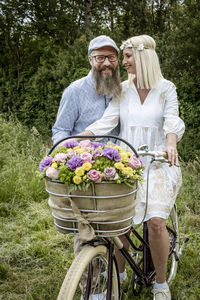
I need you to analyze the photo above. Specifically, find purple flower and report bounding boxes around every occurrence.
[128,155,142,169]
[39,156,53,171]
[91,142,106,149]
[63,140,79,148]
[67,156,83,171]
[104,167,116,180]
[103,148,121,162]
[54,153,67,163]
[88,169,102,182]
[92,148,103,160]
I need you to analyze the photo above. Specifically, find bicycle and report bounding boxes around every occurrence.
[45,135,189,300]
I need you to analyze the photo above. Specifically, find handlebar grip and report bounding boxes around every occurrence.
[156,151,168,158]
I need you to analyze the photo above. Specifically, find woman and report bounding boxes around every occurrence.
[77,35,185,300]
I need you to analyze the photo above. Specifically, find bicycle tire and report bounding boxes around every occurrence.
[57,245,119,300]
[166,204,179,284]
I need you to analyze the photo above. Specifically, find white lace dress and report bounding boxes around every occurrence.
[86,79,185,224]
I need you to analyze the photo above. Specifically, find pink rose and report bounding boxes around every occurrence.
[67,150,76,158]
[54,153,67,163]
[46,167,59,179]
[92,148,103,160]
[104,167,116,180]
[79,140,92,148]
[128,155,142,169]
[88,169,102,183]
[80,152,93,163]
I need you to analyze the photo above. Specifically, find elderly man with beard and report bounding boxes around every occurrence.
[52,35,121,146]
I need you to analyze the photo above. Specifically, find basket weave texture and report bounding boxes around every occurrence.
[46,179,138,239]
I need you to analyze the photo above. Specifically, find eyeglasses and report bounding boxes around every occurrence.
[91,54,118,63]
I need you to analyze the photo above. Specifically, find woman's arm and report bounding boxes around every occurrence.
[163,82,185,166]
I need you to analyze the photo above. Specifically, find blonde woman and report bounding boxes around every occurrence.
[77,35,185,300]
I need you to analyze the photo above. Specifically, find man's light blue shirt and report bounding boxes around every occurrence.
[52,71,120,145]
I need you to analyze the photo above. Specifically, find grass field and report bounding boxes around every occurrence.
[0,115,199,300]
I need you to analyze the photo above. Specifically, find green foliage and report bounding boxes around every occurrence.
[58,165,74,185]
[18,35,90,137]
[92,156,115,171]
[0,0,199,160]
[0,116,199,299]
[0,114,47,214]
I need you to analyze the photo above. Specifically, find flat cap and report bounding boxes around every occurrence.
[88,35,119,54]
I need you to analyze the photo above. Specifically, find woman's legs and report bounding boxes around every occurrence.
[147,217,170,283]
[115,218,170,281]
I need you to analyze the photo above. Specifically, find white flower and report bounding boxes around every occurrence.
[46,167,59,179]
[137,44,144,51]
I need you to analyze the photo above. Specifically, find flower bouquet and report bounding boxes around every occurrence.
[38,139,144,236]
[39,139,144,192]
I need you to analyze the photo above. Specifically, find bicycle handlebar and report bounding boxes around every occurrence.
[137,149,168,163]
[49,135,169,163]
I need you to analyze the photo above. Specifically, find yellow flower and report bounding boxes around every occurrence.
[51,162,58,169]
[120,152,129,162]
[76,148,85,154]
[122,167,133,176]
[113,145,122,152]
[114,162,124,170]
[82,162,92,171]
[73,146,81,150]
[127,151,133,157]
[106,141,113,147]
[73,176,82,184]
[75,167,85,176]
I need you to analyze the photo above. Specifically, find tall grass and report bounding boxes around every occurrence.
[0,115,199,299]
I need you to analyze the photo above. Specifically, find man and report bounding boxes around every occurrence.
[52,35,121,145]
[51,36,121,300]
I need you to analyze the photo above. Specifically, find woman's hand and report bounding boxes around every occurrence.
[163,133,179,166]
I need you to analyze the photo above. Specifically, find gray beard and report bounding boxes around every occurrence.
[92,65,122,98]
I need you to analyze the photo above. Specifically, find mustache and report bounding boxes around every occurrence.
[92,65,122,98]
[99,66,114,72]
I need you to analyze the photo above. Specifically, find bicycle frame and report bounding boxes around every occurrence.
[82,215,179,300]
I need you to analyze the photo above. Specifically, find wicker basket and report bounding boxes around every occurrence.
[46,179,138,237]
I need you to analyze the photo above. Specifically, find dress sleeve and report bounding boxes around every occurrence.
[52,87,79,145]
[86,97,120,135]
[163,82,185,142]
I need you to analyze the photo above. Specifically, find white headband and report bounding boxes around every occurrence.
[120,42,148,51]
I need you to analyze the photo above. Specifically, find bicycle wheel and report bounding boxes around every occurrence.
[57,244,119,300]
[166,204,179,284]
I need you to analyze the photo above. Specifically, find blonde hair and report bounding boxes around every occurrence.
[121,35,163,89]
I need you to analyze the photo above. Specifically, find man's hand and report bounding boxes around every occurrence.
[57,138,75,148]
[57,130,94,148]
